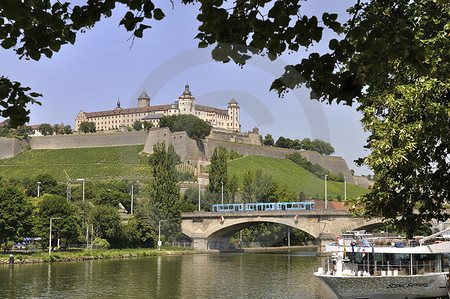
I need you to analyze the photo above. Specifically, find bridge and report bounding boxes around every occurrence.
[181,210,382,253]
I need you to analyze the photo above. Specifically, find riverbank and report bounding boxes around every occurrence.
[0,247,194,264]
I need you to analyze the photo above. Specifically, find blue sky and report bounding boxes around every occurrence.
[0,0,371,175]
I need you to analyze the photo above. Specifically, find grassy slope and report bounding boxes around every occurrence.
[228,156,367,200]
[0,145,150,181]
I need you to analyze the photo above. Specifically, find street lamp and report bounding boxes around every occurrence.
[131,184,134,215]
[198,177,201,211]
[49,217,60,256]
[221,182,224,205]
[325,175,328,209]
[77,178,85,202]
[344,176,347,202]
[158,220,168,251]
[37,181,41,197]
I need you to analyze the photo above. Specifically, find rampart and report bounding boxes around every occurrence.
[29,131,148,150]
[0,137,28,159]
[1,128,364,187]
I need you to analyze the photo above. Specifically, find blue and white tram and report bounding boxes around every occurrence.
[212,201,315,212]
[212,203,244,212]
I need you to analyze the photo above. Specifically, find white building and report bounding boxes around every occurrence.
[75,85,241,132]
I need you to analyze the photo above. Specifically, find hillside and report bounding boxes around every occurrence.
[0,145,150,181]
[228,156,367,200]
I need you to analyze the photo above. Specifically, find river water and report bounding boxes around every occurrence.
[0,251,336,298]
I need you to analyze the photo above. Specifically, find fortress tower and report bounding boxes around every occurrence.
[228,97,240,132]
[137,91,151,108]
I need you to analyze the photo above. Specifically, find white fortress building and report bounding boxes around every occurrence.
[75,85,241,133]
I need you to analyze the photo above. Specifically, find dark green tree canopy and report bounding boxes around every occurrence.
[0,182,33,244]
[38,123,53,136]
[159,114,212,139]
[79,121,96,133]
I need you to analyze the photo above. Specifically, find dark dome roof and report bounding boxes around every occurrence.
[228,98,238,105]
[182,84,192,96]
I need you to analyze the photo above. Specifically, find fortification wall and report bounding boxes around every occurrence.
[29,131,148,150]
[0,137,28,159]
[204,140,355,184]
[208,130,261,145]
[352,176,373,188]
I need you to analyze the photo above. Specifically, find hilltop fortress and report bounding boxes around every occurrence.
[0,84,372,188]
[0,127,372,188]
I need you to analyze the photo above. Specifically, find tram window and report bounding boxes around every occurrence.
[235,206,239,211]
[299,204,304,209]
[287,204,292,209]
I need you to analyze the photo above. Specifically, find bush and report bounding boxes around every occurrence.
[92,237,110,249]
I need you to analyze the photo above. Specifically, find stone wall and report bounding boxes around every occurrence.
[352,176,373,188]
[0,137,28,159]
[204,140,355,184]
[207,130,261,145]
[29,131,149,150]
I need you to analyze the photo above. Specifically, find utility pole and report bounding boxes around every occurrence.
[49,217,60,256]
[131,184,134,215]
[344,177,347,201]
[325,175,328,209]
[63,170,71,202]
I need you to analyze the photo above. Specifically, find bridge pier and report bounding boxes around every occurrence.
[316,232,335,256]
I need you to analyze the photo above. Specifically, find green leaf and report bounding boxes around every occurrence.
[153,8,165,21]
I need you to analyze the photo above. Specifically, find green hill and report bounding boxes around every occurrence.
[0,145,151,181]
[228,156,367,200]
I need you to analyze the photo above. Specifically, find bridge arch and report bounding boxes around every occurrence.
[181,210,382,251]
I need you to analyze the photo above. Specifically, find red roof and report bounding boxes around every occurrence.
[83,105,172,118]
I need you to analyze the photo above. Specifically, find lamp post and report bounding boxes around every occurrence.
[131,184,134,215]
[221,182,224,205]
[198,177,201,211]
[37,181,41,197]
[77,178,85,202]
[325,175,328,209]
[158,220,168,251]
[344,176,347,201]
[49,217,60,256]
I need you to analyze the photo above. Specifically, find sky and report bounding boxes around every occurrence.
[0,0,372,175]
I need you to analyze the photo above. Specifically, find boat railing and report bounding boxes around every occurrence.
[325,257,444,276]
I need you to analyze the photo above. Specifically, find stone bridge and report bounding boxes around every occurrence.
[181,210,382,253]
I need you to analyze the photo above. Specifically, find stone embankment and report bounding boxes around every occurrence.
[1,250,195,265]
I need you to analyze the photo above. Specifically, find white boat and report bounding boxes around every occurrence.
[314,228,450,299]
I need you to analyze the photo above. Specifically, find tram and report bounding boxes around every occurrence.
[212,201,315,212]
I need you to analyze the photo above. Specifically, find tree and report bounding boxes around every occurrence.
[63,125,72,134]
[26,174,59,197]
[53,124,61,135]
[90,205,121,244]
[148,142,181,225]
[190,0,449,235]
[95,189,130,212]
[34,194,80,247]
[263,134,274,146]
[38,123,53,136]
[208,147,228,195]
[133,120,142,131]
[79,121,96,134]
[142,120,153,131]
[310,139,335,155]
[159,114,211,139]
[0,183,33,246]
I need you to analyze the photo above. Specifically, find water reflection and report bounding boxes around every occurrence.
[0,252,336,298]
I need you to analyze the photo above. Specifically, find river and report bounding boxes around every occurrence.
[0,251,336,298]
